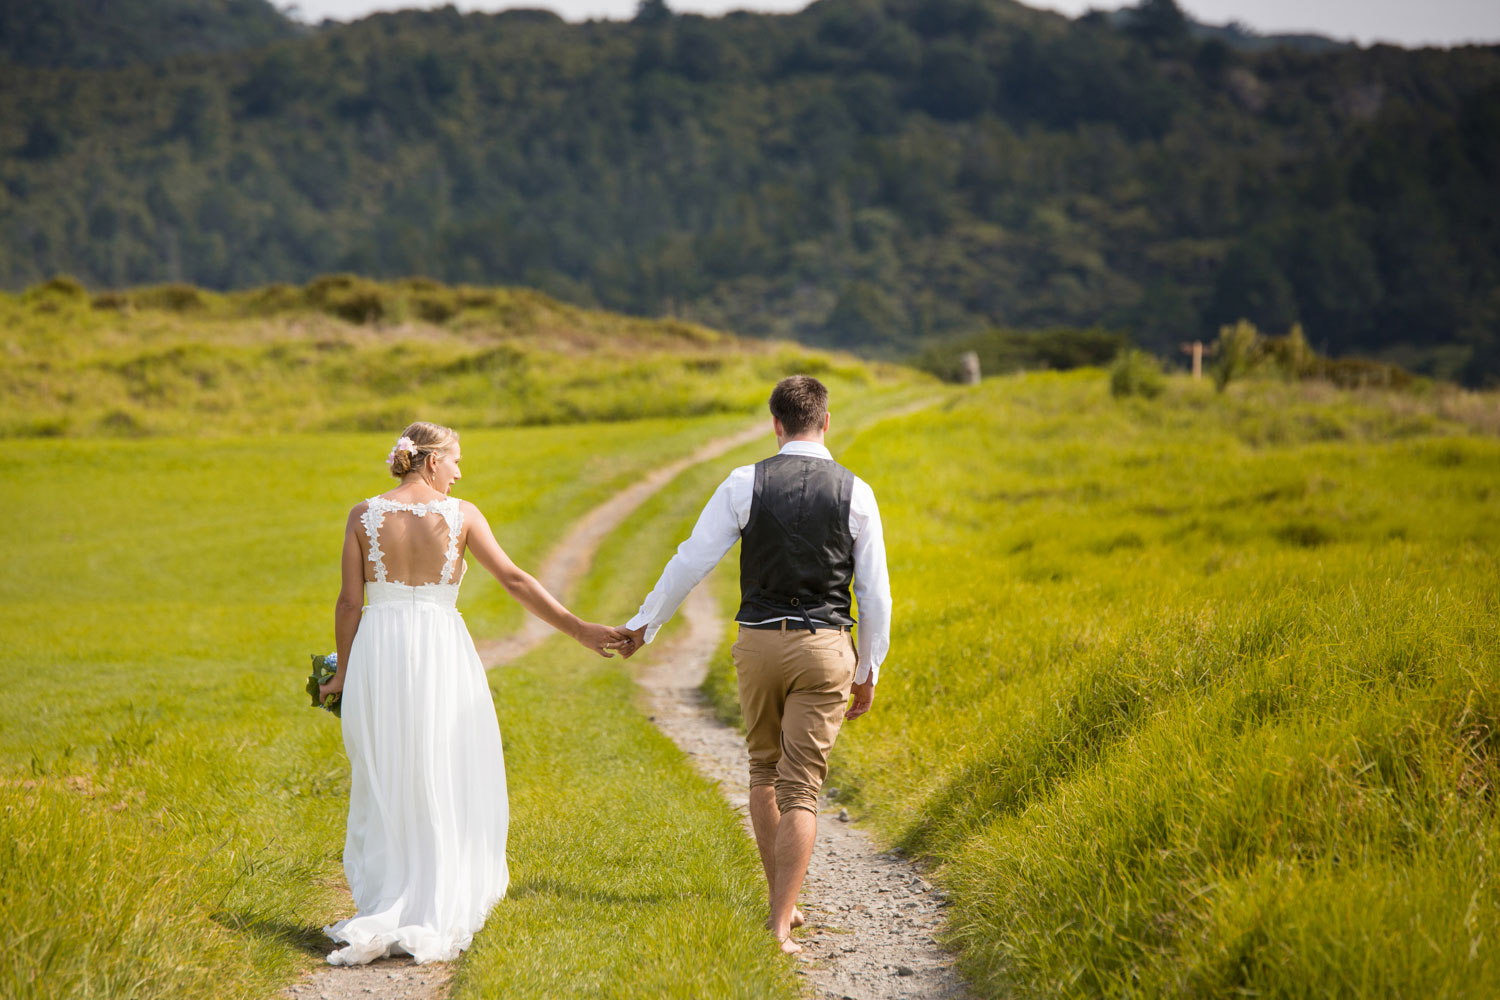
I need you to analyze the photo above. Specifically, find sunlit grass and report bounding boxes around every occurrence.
[701,370,1500,997]
[0,276,905,438]
[0,415,783,999]
[13,342,1495,998]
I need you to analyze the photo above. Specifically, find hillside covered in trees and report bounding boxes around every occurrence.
[2,0,1498,382]
[0,0,300,69]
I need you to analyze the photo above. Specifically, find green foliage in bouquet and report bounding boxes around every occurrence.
[305,653,339,717]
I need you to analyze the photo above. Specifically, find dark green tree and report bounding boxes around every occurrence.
[1124,0,1190,46]
[1206,242,1299,333]
[634,0,673,27]
[18,117,66,160]
[826,281,909,349]
[916,42,996,121]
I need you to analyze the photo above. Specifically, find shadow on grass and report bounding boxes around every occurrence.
[212,910,332,956]
[506,875,683,907]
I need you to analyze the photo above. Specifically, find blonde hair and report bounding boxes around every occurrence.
[388,421,459,478]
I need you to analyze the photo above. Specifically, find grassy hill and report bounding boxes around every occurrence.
[0,275,899,438]
[2,0,1498,380]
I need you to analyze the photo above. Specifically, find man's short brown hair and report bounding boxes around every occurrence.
[769,375,829,435]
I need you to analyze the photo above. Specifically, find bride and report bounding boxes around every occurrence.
[316,420,626,965]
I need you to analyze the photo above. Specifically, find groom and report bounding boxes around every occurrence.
[617,375,891,953]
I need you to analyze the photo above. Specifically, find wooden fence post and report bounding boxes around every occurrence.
[1180,341,1204,379]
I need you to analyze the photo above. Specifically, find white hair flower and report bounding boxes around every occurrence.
[385,436,419,467]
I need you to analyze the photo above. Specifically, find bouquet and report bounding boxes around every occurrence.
[306,652,342,717]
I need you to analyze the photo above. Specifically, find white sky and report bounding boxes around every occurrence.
[288,0,1500,48]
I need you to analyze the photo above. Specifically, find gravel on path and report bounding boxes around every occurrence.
[288,408,966,1000]
[639,587,969,1000]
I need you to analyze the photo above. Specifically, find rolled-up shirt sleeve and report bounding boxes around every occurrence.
[850,478,891,686]
[627,472,744,642]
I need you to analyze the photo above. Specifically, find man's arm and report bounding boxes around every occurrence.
[620,473,743,652]
[847,478,891,717]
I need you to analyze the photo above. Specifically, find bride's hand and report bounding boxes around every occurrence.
[575,621,628,658]
[319,676,344,698]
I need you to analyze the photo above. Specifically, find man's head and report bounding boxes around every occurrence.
[769,375,830,443]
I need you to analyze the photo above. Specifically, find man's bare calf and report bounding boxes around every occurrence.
[750,785,817,952]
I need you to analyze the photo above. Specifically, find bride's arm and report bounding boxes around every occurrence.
[325,505,366,693]
[461,501,619,656]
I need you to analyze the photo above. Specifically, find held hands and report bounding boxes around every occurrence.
[611,625,647,659]
[575,621,636,658]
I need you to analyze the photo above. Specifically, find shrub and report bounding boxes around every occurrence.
[1311,356,1417,390]
[132,284,206,312]
[1214,319,1418,392]
[1259,322,1316,379]
[1213,319,1260,391]
[411,293,459,323]
[25,275,88,302]
[90,292,134,313]
[303,276,407,325]
[1109,349,1165,398]
[301,273,362,305]
[914,327,1128,382]
[239,283,305,315]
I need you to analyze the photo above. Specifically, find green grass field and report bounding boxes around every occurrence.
[703,372,1500,997]
[7,276,1500,1000]
[0,416,811,1000]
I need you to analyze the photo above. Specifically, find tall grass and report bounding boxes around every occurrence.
[702,371,1500,997]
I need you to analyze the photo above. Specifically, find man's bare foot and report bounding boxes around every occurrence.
[765,907,805,930]
[777,935,803,955]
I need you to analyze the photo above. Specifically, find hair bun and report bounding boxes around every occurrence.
[385,421,459,479]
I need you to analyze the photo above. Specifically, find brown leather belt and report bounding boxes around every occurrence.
[739,619,849,632]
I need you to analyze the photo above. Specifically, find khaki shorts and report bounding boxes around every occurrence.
[733,622,858,815]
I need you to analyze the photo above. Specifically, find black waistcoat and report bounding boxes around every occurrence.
[737,452,857,627]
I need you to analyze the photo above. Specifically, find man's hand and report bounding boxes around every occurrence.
[612,624,647,658]
[845,678,874,720]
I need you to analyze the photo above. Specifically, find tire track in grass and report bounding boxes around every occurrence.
[286,423,766,1000]
[290,401,967,1000]
[473,421,770,668]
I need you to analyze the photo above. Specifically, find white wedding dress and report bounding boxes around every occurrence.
[324,496,509,966]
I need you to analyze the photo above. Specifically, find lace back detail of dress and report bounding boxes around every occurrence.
[361,497,464,587]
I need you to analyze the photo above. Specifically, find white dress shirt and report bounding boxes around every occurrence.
[627,440,891,685]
